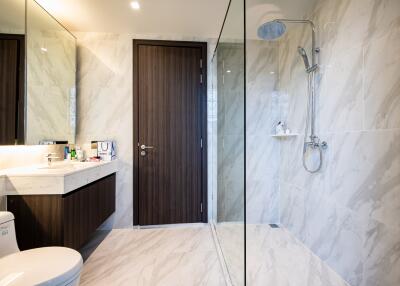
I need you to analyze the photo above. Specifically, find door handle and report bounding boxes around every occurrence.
[140,144,154,150]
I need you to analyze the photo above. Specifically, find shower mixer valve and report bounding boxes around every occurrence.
[305,136,328,149]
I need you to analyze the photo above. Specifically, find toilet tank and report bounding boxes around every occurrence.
[0,212,20,258]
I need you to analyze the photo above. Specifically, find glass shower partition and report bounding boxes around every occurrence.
[211,0,246,285]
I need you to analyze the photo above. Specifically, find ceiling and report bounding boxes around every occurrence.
[35,0,317,39]
[36,0,230,38]
[223,0,318,39]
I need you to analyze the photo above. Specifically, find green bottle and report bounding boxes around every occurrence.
[71,148,76,160]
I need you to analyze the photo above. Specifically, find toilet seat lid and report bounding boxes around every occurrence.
[0,247,82,286]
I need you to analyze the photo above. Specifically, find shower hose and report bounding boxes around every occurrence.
[302,69,326,173]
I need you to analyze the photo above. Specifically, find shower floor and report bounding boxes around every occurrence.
[79,224,348,286]
[215,223,349,286]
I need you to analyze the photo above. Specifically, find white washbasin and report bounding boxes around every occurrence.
[38,162,99,171]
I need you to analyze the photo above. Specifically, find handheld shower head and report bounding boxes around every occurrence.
[297,46,311,71]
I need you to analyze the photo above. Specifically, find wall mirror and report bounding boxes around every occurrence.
[0,0,76,145]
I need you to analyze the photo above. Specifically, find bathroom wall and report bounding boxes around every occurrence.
[76,33,216,228]
[217,43,245,222]
[246,40,280,224]
[279,0,400,285]
[0,145,66,170]
[216,40,280,224]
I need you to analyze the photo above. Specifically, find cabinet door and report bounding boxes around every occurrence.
[63,174,116,249]
[63,189,82,249]
[7,195,63,250]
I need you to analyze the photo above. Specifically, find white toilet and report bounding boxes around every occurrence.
[0,211,83,285]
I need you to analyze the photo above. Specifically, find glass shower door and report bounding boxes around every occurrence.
[211,0,245,285]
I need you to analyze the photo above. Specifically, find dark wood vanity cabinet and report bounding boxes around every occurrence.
[7,173,116,251]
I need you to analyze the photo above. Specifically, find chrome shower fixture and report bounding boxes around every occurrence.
[257,18,327,173]
[297,46,311,71]
[257,19,319,68]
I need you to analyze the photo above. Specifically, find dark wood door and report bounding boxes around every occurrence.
[0,35,25,145]
[133,40,207,226]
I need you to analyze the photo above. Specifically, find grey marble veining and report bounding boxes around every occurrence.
[80,226,226,286]
[277,0,400,285]
[26,2,76,144]
[76,33,217,228]
[216,43,245,223]
[216,40,280,224]
[215,223,348,286]
[246,40,280,224]
[364,28,400,129]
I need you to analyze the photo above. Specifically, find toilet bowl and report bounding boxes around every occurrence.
[0,212,83,286]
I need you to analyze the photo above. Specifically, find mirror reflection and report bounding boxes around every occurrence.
[26,0,76,145]
[0,0,76,146]
[0,0,25,145]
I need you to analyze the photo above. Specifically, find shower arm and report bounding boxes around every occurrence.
[273,19,317,67]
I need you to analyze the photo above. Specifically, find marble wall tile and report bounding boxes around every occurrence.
[245,40,280,224]
[246,40,279,135]
[330,130,400,230]
[278,0,400,285]
[216,40,281,223]
[76,33,133,229]
[217,43,245,137]
[213,0,400,282]
[0,145,65,170]
[216,43,245,222]
[319,46,364,132]
[246,135,280,223]
[76,33,217,228]
[26,8,76,145]
[364,29,400,129]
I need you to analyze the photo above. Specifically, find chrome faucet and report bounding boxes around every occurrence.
[45,153,59,166]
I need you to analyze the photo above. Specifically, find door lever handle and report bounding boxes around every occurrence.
[140,144,154,150]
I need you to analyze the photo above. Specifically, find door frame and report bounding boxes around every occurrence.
[0,33,25,144]
[132,39,208,225]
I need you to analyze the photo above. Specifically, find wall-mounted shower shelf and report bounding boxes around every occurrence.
[271,133,299,138]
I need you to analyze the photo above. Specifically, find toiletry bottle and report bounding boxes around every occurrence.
[276,121,284,135]
[76,146,83,161]
[64,146,69,160]
[70,147,76,160]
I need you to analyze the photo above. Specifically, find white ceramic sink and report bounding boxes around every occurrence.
[37,161,100,171]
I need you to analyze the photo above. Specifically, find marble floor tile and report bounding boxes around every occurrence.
[215,223,349,286]
[81,224,348,286]
[80,225,226,286]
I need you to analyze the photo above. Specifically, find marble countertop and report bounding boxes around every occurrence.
[0,160,116,177]
[2,160,118,195]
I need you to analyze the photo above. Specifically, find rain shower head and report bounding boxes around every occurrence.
[257,19,318,68]
[297,46,311,71]
[257,20,286,40]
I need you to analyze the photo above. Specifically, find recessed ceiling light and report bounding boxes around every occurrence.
[40,47,48,53]
[130,1,140,10]
[226,70,231,73]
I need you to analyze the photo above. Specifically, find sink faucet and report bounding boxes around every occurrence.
[45,153,60,166]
